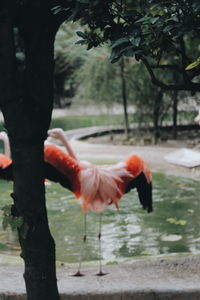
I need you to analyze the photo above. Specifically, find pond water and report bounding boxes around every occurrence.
[0,172,200,264]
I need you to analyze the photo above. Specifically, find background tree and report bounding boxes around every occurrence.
[65,0,200,140]
[54,22,87,107]
[53,0,199,142]
[127,62,168,142]
[58,0,200,92]
[75,47,135,138]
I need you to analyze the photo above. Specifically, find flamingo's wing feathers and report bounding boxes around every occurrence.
[0,162,72,192]
[0,164,13,181]
[44,163,72,190]
[125,172,153,213]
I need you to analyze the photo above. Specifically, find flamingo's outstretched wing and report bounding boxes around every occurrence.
[0,164,13,181]
[125,172,153,213]
[44,162,72,190]
[0,162,72,192]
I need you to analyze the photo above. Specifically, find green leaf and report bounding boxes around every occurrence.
[135,16,152,23]
[163,25,174,33]
[178,220,187,226]
[1,204,26,233]
[130,37,141,47]
[109,48,120,63]
[77,0,90,3]
[87,42,94,50]
[166,217,187,226]
[76,31,86,38]
[166,217,176,224]
[2,205,12,216]
[75,40,86,45]
[10,216,23,231]
[185,57,200,70]
[119,45,135,56]
[110,56,121,63]
[110,37,130,49]
[2,216,10,230]
[151,17,160,24]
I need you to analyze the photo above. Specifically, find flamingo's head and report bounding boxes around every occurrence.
[0,131,8,140]
[48,128,65,140]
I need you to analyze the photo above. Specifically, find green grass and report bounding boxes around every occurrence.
[160,111,196,123]
[49,111,197,134]
[0,110,196,135]
[50,114,125,130]
[177,111,197,122]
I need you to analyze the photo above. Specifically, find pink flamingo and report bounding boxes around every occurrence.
[0,128,153,275]
[46,128,152,215]
[46,128,152,275]
[0,131,12,170]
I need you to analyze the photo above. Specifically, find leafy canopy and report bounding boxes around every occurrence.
[52,0,199,59]
[51,0,200,91]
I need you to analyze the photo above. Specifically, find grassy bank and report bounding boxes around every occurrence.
[50,111,196,130]
[50,114,125,130]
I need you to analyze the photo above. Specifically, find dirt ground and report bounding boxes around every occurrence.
[1,252,200,299]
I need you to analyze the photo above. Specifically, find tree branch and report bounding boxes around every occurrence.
[141,57,200,92]
[151,64,182,73]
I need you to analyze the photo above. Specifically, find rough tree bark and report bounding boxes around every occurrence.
[0,1,60,298]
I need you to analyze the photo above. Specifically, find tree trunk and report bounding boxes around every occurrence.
[153,90,163,144]
[11,142,59,299]
[120,58,129,139]
[0,1,60,299]
[172,91,178,140]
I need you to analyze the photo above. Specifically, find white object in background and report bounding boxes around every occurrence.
[164,148,200,168]
[194,109,200,125]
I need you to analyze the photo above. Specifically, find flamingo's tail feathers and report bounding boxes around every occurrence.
[79,162,130,213]
[125,171,153,213]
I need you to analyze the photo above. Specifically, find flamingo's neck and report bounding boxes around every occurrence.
[0,132,11,158]
[55,135,78,161]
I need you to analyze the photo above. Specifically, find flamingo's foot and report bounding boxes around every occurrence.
[96,271,108,276]
[73,271,85,277]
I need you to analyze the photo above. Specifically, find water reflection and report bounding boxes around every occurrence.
[0,172,200,263]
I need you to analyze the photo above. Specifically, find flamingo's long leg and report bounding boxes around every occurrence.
[73,213,87,276]
[96,213,107,276]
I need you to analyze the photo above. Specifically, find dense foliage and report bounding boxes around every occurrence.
[54,23,87,106]
[51,0,200,91]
